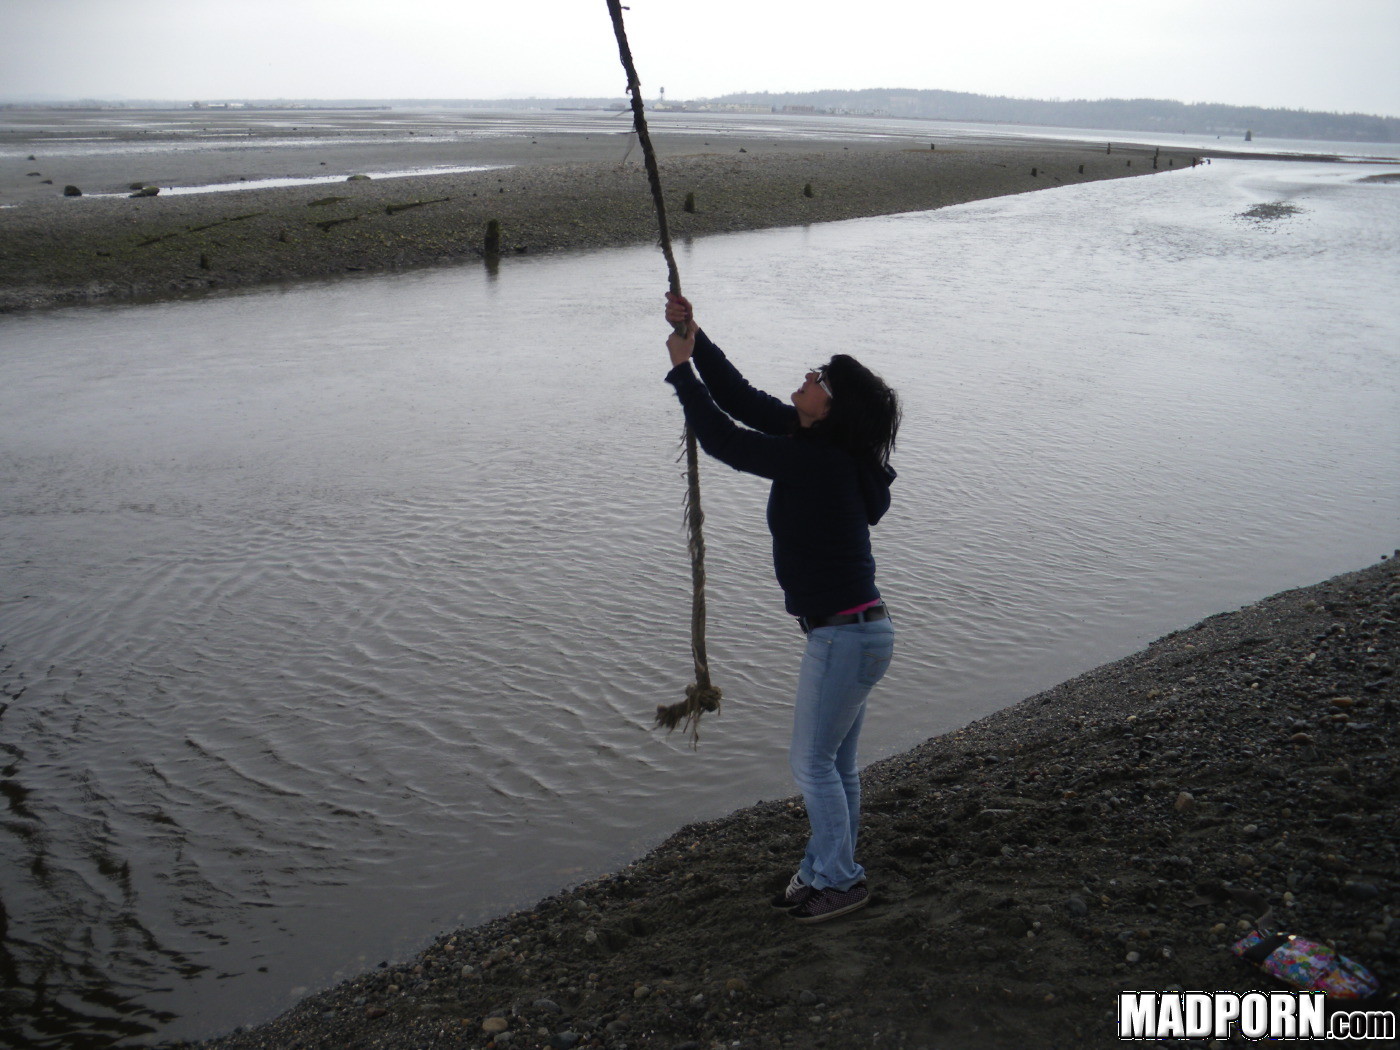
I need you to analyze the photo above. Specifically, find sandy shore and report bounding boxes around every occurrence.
[170,556,1399,1050]
[0,109,1205,312]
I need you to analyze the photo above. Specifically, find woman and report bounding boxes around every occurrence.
[662,292,900,924]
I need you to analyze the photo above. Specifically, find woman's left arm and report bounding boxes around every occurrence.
[666,360,818,482]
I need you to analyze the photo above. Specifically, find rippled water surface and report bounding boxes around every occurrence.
[1,158,1398,1046]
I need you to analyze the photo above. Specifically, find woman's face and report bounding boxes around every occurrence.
[792,367,833,426]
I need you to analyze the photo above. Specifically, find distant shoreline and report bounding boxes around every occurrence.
[0,110,1211,313]
[7,86,1396,141]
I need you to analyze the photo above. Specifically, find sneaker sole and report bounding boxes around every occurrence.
[791,893,870,925]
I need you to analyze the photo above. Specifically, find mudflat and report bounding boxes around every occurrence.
[0,108,1203,312]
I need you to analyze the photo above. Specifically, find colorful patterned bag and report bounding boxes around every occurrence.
[1232,929,1381,999]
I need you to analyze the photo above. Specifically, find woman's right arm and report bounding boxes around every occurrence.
[665,293,797,435]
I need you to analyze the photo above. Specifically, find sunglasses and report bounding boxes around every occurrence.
[811,366,833,398]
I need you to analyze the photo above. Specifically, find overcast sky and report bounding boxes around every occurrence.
[3,0,1397,116]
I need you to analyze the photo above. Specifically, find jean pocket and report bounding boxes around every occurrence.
[858,645,893,687]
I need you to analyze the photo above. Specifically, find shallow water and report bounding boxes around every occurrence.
[88,165,504,197]
[1,157,1397,1047]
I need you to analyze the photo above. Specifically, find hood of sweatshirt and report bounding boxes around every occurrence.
[858,459,896,526]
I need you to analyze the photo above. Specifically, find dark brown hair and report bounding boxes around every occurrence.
[812,354,901,467]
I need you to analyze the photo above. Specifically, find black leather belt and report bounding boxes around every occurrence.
[798,603,890,634]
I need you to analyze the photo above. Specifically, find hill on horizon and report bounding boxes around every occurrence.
[701,87,1399,143]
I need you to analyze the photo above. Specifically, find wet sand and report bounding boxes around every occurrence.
[0,108,1203,312]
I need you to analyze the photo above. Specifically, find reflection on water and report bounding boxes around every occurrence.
[0,159,1397,1047]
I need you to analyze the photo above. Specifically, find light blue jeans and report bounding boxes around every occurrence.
[790,617,895,891]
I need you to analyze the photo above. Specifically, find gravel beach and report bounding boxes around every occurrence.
[0,108,1204,313]
[173,556,1399,1050]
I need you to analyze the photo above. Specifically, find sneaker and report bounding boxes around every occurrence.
[789,882,869,924]
[769,872,815,910]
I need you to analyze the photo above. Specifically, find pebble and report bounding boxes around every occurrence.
[483,1016,510,1034]
[1173,791,1195,812]
[1343,882,1381,901]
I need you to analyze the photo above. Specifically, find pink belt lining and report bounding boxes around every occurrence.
[834,598,882,616]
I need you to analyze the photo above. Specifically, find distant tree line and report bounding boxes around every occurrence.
[704,88,1398,143]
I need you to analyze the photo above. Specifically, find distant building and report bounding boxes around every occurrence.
[691,102,772,114]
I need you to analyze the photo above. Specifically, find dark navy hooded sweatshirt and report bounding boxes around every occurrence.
[665,328,895,619]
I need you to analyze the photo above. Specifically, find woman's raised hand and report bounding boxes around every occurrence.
[664,291,694,331]
[666,321,697,368]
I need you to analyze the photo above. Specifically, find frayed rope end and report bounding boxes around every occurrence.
[655,682,722,748]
